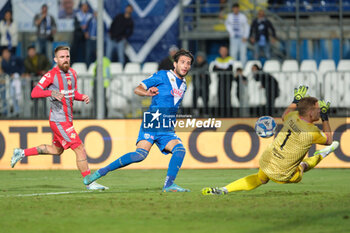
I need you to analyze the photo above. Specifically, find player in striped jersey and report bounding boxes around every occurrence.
[202,85,339,195]
[10,45,107,190]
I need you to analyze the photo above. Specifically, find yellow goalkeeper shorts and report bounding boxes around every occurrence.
[258,165,303,184]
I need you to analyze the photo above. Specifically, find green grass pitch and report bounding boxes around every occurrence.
[1,169,349,233]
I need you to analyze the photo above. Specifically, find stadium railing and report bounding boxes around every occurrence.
[0,69,348,119]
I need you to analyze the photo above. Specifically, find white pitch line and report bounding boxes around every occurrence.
[0,191,93,198]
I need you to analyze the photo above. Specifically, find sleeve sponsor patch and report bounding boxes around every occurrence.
[39,77,46,84]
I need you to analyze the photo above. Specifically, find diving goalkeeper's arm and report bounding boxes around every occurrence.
[319,100,333,145]
[282,85,309,121]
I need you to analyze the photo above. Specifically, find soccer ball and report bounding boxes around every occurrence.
[255,116,277,138]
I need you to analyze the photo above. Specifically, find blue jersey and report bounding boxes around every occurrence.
[141,70,187,131]
[137,70,186,154]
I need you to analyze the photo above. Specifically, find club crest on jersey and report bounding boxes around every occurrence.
[61,140,67,146]
[144,133,154,140]
[67,79,72,86]
[171,89,184,98]
[70,133,76,139]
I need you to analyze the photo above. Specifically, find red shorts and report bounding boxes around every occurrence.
[50,121,82,150]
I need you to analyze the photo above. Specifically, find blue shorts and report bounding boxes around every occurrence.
[136,127,181,155]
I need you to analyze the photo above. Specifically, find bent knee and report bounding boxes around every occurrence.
[172,144,186,155]
[257,169,269,184]
[56,147,64,155]
[132,148,149,162]
[260,178,269,184]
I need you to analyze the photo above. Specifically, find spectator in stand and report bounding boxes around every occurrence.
[158,45,179,71]
[249,9,276,60]
[24,46,52,118]
[252,64,279,116]
[1,48,24,117]
[225,3,249,65]
[58,0,75,19]
[233,67,247,102]
[33,4,57,59]
[0,57,7,116]
[0,11,18,55]
[24,46,51,76]
[85,11,107,67]
[212,45,234,116]
[233,67,249,116]
[192,51,210,115]
[71,2,92,63]
[107,4,134,65]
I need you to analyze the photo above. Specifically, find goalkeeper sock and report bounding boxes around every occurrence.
[164,144,186,188]
[225,173,262,193]
[98,148,149,176]
[24,147,38,156]
[301,154,323,172]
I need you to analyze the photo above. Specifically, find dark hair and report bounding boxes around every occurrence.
[232,3,239,8]
[54,45,70,55]
[173,49,194,65]
[4,10,13,23]
[252,64,261,70]
[2,47,9,55]
[297,96,319,116]
[27,45,35,50]
[236,67,243,72]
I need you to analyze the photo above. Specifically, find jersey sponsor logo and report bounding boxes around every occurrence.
[66,126,74,133]
[45,73,51,78]
[60,89,75,95]
[171,88,184,98]
[39,77,46,84]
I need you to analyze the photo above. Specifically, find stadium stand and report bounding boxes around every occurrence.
[263,60,281,72]
[110,62,123,75]
[142,62,158,74]
[71,63,88,76]
[124,62,141,74]
[337,59,350,71]
[281,59,299,72]
[300,60,318,72]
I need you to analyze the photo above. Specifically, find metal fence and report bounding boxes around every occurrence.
[0,71,348,119]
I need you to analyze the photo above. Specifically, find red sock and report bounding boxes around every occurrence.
[81,169,91,177]
[24,147,38,156]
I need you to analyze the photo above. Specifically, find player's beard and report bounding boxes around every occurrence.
[59,62,70,73]
[175,66,188,78]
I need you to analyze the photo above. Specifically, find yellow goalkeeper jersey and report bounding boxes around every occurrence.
[259,111,328,182]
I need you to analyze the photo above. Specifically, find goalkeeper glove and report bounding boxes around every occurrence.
[292,85,309,104]
[319,100,330,121]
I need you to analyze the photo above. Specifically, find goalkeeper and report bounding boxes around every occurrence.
[202,85,339,195]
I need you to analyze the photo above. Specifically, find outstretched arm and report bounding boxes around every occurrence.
[319,100,332,145]
[134,84,159,97]
[282,85,309,121]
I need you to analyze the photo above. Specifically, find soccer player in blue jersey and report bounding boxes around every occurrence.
[84,49,194,192]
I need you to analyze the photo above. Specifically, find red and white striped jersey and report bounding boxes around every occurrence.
[35,66,83,122]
